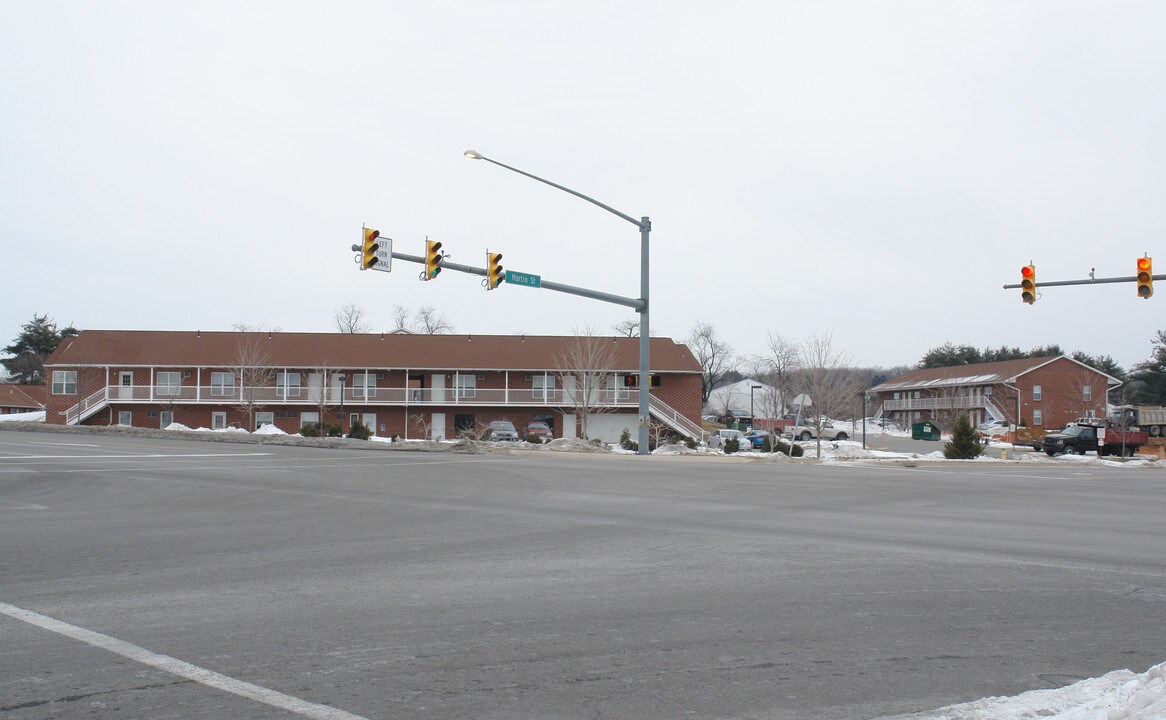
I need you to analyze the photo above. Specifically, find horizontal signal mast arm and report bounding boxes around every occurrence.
[389,251,644,311]
[1003,274,1162,289]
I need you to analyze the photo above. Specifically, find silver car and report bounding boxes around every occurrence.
[486,420,519,442]
[783,421,849,442]
[707,428,749,449]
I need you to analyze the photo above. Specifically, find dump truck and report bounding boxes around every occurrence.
[1115,406,1166,437]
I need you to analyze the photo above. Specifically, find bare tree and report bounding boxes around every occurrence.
[611,319,640,337]
[391,305,412,333]
[334,304,371,334]
[554,325,619,440]
[414,306,454,334]
[793,332,864,458]
[751,331,800,443]
[686,321,735,404]
[390,305,454,334]
[232,328,277,430]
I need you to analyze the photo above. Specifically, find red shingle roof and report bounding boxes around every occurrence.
[870,355,1121,392]
[45,330,702,373]
[0,384,45,409]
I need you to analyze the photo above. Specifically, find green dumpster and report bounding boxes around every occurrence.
[912,421,941,440]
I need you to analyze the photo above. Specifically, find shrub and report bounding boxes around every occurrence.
[525,433,544,444]
[300,423,320,437]
[943,415,984,459]
[347,420,373,440]
[723,438,740,454]
[771,438,803,457]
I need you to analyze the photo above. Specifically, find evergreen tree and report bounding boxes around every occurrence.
[1129,331,1166,404]
[943,415,984,459]
[2,314,79,384]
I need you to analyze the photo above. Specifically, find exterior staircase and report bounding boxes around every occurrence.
[649,395,705,441]
[65,387,109,425]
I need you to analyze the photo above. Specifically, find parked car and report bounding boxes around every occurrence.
[525,421,553,442]
[783,421,849,442]
[976,419,1012,434]
[485,420,519,442]
[708,428,749,449]
[743,430,770,449]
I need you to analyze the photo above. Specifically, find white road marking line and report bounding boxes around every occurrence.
[0,453,275,461]
[0,601,368,720]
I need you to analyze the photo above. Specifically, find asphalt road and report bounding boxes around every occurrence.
[2,429,1164,719]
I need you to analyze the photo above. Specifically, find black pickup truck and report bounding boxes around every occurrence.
[1041,423,1147,457]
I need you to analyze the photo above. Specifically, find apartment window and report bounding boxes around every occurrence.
[277,372,301,399]
[255,411,274,430]
[611,375,630,400]
[155,371,181,396]
[533,374,555,401]
[1082,385,1092,402]
[454,374,476,399]
[301,411,319,429]
[211,372,235,396]
[212,412,227,430]
[160,411,174,428]
[352,372,376,400]
[52,370,77,395]
[118,410,132,426]
[1032,409,1043,426]
[1032,385,1042,401]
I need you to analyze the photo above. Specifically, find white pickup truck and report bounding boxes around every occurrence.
[783,421,849,441]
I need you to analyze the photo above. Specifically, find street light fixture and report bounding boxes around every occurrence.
[464,150,653,455]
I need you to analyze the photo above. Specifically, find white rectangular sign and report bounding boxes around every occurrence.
[370,237,392,272]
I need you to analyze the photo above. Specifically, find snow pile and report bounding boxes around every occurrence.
[546,437,611,453]
[164,422,193,432]
[889,660,1165,720]
[253,424,287,435]
[0,410,45,422]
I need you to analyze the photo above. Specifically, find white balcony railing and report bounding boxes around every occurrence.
[86,384,645,408]
[881,396,987,412]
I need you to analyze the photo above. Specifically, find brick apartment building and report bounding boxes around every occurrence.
[0,384,45,414]
[42,330,704,442]
[870,355,1122,431]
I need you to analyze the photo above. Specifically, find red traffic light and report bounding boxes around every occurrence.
[1020,264,1037,304]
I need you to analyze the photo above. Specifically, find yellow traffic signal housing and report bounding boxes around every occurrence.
[361,226,381,270]
[486,251,504,290]
[1020,264,1037,304]
[424,240,443,280]
[1137,257,1153,299]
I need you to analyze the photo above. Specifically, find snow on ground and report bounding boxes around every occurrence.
[0,410,45,422]
[879,660,1165,720]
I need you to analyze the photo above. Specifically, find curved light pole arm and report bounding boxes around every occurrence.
[465,151,646,230]
[465,149,653,455]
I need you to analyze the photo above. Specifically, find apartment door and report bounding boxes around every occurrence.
[307,373,323,403]
[430,374,445,404]
[118,372,134,400]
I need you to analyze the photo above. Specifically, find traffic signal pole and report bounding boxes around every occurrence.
[386,249,646,310]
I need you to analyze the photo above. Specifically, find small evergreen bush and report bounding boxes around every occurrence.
[943,415,984,459]
[347,420,373,440]
[723,438,740,454]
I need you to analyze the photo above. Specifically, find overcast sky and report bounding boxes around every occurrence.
[2,1,1163,372]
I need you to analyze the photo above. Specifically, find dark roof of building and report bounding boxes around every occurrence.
[45,330,702,373]
[869,355,1122,393]
[0,384,45,409]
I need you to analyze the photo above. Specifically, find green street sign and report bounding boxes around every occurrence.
[505,270,541,288]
